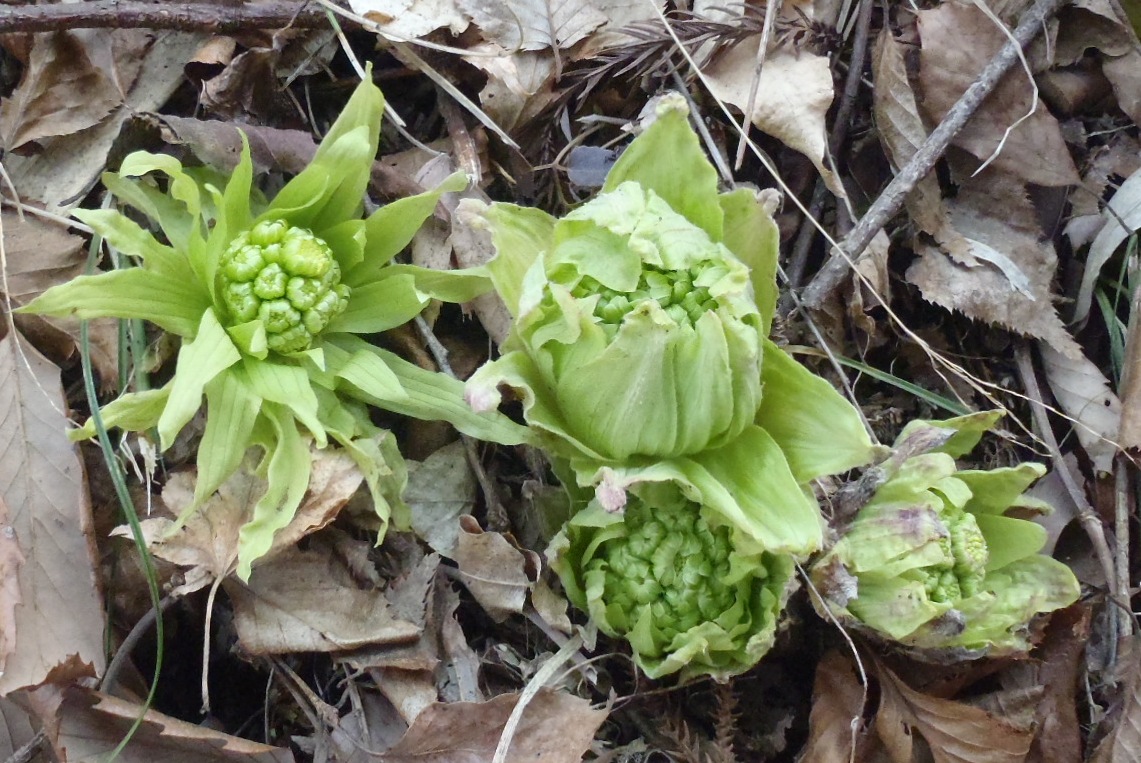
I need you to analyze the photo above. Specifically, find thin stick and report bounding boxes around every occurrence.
[799,0,1067,308]
[0,1,324,33]
[1014,343,1118,611]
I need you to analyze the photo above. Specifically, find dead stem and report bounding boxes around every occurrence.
[0,1,324,34]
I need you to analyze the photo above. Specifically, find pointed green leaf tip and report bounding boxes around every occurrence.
[810,412,1080,655]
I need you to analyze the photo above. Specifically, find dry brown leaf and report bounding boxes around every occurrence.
[0,496,23,666]
[348,0,470,40]
[1053,0,1141,125]
[1075,164,1141,324]
[1024,604,1090,763]
[801,651,874,762]
[1089,637,1141,762]
[452,198,514,345]
[455,0,607,50]
[1119,279,1141,451]
[225,540,422,654]
[906,173,1083,360]
[0,29,151,152]
[1,210,119,387]
[27,684,294,762]
[120,447,363,594]
[0,333,104,694]
[1038,340,1121,472]
[465,45,559,134]
[876,658,1034,763]
[382,688,606,763]
[449,516,537,622]
[331,691,409,763]
[3,32,204,211]
[916,3,1080,187]
[703,37,841,195]
[872,29,975,266]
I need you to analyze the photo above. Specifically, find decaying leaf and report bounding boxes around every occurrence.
[1025,603,1091,763]
[454,0,607,51]
[0,333,104,694]
[1074,165,1141,324]
[406,440,477,555]
[703,36,840,195]
[906,172,1083,360]
[916,2,1080,187]
[449,516,537,622]
[225,539,422,654]
[382,688,606,763]
[120,447,363,594]
[801,650,872,762]
[350,0,469,39]
[0,695,39,758]
[3,32,204,211]
[1038,341,1121,473]
[26,684,294,762]
[0,209,118,386]
[464,44,559,134]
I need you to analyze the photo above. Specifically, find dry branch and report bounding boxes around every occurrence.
[799,0,1068,308]
[0,1,326,34]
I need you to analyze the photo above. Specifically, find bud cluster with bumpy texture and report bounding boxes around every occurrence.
[218,219,351,353]
[925,509,988,603]
[588,496,735,646]
[572,263,727,338]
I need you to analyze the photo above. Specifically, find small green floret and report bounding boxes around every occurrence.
[218,220,350,352]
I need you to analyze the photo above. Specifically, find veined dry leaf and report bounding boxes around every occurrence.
[702,37,841,195]
[1,210,118,387]
[4,31,203,211]
[455,0,607,51]
[1053,0,1141,126]
[1038,341,1121,473]
[875,658,1034,763]
[118,447,363,594]
[382,689,606,763]
[225,540,422,654]
[1025,604,1090,763]
[906,173,1083,361]
[0,333,104,694]
[1089,637,1141,762]
[449,516,537,622]
[0,496,22,672]
[348,0,469,39]
[0,29,150,152]
[916,3,1080,187]
[27,684,294,762]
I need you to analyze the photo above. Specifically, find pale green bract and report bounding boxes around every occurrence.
[810,412,1081,655]
[466,95,878,559]
[549,483,795,681]
[19,73,529,578]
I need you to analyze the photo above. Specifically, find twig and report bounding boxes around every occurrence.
[0,1,325,34]
[3,731,46,763]
[1014,343,1118,619]
[1115,455,1135,639]
[799,0,1067,308]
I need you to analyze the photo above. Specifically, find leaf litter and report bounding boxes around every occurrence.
[1,0,1140,760]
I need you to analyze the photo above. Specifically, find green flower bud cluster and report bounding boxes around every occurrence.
[219,219,351,353]
[572,263,724,336]
[924,509,988,603]
[590,496,735,644]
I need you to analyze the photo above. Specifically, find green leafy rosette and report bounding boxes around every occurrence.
[20,73,528,577]
[810,412,1081,656]
[466,95,877,556]
[549,482,795,681]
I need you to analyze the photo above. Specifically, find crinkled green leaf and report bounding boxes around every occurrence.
[157,308,241,448]
[71,208,191,281]
[17,268,210,337]
[387,263,493,304]
[845,574,951,640]
[240,358,325,446]
[602,95,723,241]
[483,204,556,317]
[954,555,1080,649]
[957,463,1047,516]
[894,410,1005,457]
[119,151,203,221]
[755,340,877,482]
[101,171,197,251]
